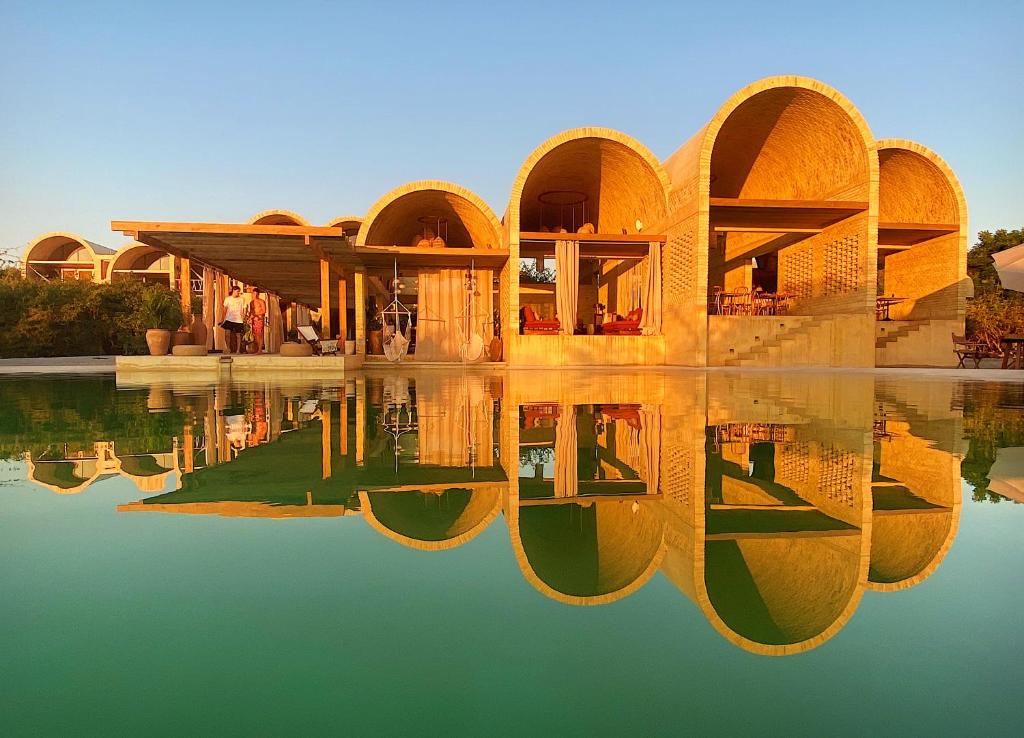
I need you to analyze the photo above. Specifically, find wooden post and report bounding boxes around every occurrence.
[339,391,349,457]
[168,255,177,289]
[355,376,365,465]
[179,256,192,324]
[320,259,332,339]
[338,275,348,344]
[214,272,228,351]
[321,401,332,480]
[354,270,366,355]
[183,424,195,474]
[202,266,215,350]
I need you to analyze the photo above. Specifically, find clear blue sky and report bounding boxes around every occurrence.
[1,0,1021,256]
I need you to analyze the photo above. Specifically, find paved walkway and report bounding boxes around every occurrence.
[0,356,116,374]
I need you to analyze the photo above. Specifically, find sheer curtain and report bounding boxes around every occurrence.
[416,268,462,361]
[555,240,579,335]
[416,267,494,362]
[554,404,578,498]
[639,242,662,335]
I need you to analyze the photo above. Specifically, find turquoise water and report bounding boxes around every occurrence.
[0,372,1021,736]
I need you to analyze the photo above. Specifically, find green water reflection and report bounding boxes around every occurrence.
[1,372,1022,734]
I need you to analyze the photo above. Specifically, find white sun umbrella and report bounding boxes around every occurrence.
[986,446,1024,503]
[993,243,1024,292]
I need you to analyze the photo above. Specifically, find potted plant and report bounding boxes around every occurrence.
[140,288,185,356]
[368,313,384,355]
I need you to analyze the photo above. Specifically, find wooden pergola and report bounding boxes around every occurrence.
[113,219,511,347]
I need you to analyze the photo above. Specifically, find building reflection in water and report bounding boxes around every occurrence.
[10,371,966,656]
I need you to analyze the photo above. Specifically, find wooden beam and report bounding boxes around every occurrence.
[878,222,958,247]
[338,276,348,342]
[319,259,332,337]
[112,220,345,238]
[519,232,666,243]
[354,270,366,356]
[709,197,868,231]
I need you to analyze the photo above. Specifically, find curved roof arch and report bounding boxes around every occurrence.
[877,138,967,227]
[867,506,961,592]
[357,486,503,551]
[24,232,114,266]
[108,242,171,274]
[694,532,867,656]
[247,209,310,226]
[327,212,364,230]
[356,180,502,249]
[665,77,876,206]
[702,76,876,202]
[507,127,671,238]
[509,499,666,606]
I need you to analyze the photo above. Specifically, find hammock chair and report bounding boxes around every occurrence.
[458,259,488,362]
[379,259,412,363]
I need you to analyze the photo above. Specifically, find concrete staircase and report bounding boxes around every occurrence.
[722,316,829,367]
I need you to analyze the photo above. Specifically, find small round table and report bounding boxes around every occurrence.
[1000,335,1024,369]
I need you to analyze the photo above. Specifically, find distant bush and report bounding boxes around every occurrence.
[0,269,184,357]
[966,291,1024,351]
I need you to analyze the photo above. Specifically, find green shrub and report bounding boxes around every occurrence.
[139,287,185,331]
[0,270,184,357]
[966,291,1024,351]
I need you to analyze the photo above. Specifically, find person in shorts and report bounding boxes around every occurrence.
[222,285,245,353]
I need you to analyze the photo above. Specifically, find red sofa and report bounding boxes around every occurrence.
[521,305,560,335]
[602,308,643,335]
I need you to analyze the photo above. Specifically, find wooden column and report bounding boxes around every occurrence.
[179,256,192,323]
[183,424,194,474]
[321,401,332,480]
[339,391,349,457]
[355,376,365,466]
[202,266,215,350]
[320,259,332,339]
[354,270,366,355]
[168,255,177,289]
[338,275,348,344]
[214,272,228,351]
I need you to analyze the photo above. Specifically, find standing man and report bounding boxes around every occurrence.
[222,285,245,354]
[248,287,267,354]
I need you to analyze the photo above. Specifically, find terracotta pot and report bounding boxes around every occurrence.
[191,315,208,347]
[488,337,503,362]
[171,330,192,347]
[145,329,172,356]
[369,330,384,355]
[147,387,172,413]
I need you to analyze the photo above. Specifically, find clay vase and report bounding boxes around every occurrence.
[369,330,384,355]
[488,337,503,362]
[145,329,171,356]
[191,315,208,348]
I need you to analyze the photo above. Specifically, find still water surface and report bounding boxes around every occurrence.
[1,371,1022,735]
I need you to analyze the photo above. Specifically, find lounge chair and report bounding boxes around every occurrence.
[297,325,339,355]
[952,333,1001,368]
[602,308,643,335]
[521,306,560,335]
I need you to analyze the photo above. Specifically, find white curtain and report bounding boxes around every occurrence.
[554,404,578,498]
[416,268,461,361]
[267,295,283,353]
[555,240,579,335]
[416,375,494,466]
[640,242,662,335]
[416,268,494,362]
[639,405,661,494]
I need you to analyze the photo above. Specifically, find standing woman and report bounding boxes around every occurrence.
[248,288,268,354]
[222,285,245,354]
